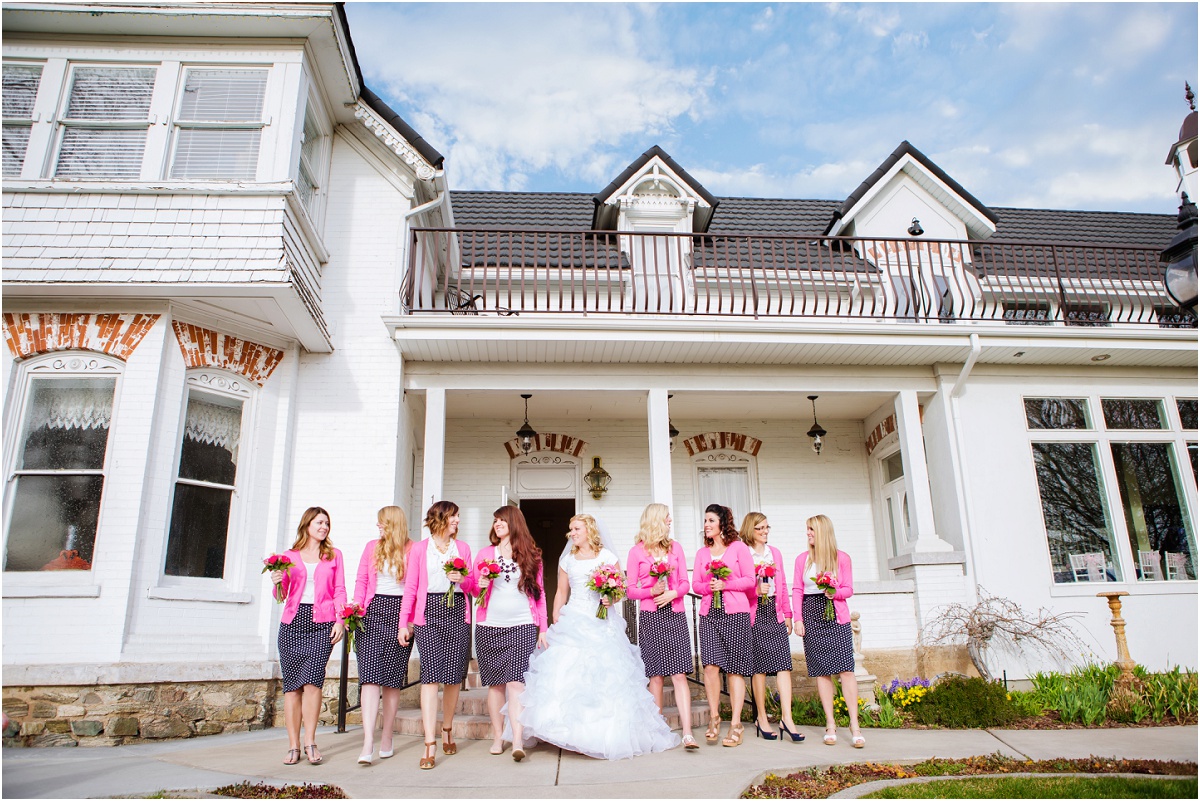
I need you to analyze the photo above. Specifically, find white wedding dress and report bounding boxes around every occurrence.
[515,546,680,760]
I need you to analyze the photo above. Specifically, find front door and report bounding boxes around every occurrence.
[519,497,575,610]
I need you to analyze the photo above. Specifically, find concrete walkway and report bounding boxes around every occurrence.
[2,725,1196,799]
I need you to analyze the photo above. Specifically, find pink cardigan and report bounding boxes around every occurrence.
[627,541,691,613]
[278,548,346,625]
[753,544,793,623]
[353,539,412,609]
[466,545,548,631]
[692,540,756,622]
[791,550,854,625]
[399,538,473,627]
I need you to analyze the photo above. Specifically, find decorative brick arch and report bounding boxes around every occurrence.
[504,432,589,460]
[865,415,897,455]
[3,312,160,361]
[171,321,284,386]
[681,431,763,458]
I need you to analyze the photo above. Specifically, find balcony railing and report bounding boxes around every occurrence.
[401,228,1195,327]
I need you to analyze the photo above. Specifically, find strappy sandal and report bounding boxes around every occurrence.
[851,731,866,749]
[823,728,837,746]
[304,744,322,765]
[682,734,699,751]
[722,723,744,747]
[705,717,721,744]
[419,741,436,770]
[442,726,457,755]
[283,748,300,765]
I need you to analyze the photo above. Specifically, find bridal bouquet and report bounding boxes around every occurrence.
[588,563,626,620]
[261,553,293,603]
[755,563,776,605]
[708,560,733,610]
[815,571,838,621]
[475,558,502,608]
[648,559,670,592]
[442,556,468,607]
[339,603,366,650]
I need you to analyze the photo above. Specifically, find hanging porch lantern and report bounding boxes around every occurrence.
[807,394,827,455]
[515,393,538,455]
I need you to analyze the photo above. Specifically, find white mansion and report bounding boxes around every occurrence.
[2,1,1196,746]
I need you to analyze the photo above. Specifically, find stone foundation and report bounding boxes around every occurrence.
[784,644,975,697]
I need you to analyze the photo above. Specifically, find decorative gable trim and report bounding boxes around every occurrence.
[504,432,589,459]
[3,312,159,361]
[593,145,718,232]
[170,321,283,386]
[352,100,438,181]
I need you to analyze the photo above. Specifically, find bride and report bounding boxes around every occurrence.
[515,513,680,760]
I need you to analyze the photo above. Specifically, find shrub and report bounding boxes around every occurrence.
[911,676,1016,728]
[1007,689,1044,718]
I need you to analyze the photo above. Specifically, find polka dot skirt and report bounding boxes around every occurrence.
[354,594,413,687]
[637,606,693,678]
[698,605,753,676]
[800,593,854,676]
[475,623,539,686]
[414,592,470,685]
[750,608,794,675]
[278,603,335,693]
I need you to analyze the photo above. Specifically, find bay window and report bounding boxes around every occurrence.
[54,65,156,179]
[170,68,267,180]
[2,62,42,177]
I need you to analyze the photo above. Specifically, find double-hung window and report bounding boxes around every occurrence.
[170,68,267,180]
[2,63,42,177]
[54,65,156,179]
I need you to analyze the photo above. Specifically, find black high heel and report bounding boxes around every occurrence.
[779,721,805,742]
[754,720,778,740]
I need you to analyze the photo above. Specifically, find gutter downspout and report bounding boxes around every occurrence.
[401,171,448,313]
[953,332,982,398]
[949,333,983,604]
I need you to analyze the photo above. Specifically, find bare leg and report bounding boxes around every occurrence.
[816,675,836,734]
[284,690,302,751]
[507,681,526,751]
[703,664,722,740]
[486,685,505,754]
[379,687,401,754]
[728,674,746,729]
[419,683,440,746]
[778,670,797,732]
[301,684,323,761]
[441,683,461,751]
[648,675,665,712]
[751,673,770,729]
[670,673,693,741]
[359,684,380,758]
[841,671,861,739]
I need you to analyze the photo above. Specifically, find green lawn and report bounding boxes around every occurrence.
[864,775,1197,799]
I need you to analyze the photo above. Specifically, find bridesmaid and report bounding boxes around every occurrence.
[739,512,802,742]
[626,503,698,751]
[352,505,413,765]
[270,506,346,766]
[692,503,755,748]
[468,506,548,761]
[791,514,861,748]
[399,501,472,770]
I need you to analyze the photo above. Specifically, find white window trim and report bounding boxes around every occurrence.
[1,351,123,594]
[1025,394,1198,589]
[155,368,256,598]
[689,449,760,537]
[871,437,910,562]
[292,74,332,234]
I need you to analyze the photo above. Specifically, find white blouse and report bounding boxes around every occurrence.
[425,538,461,595]
[802,557,827,595]
[299,559,319,605]
[375,569,404,597]
[479,555,534,628]
[751,547,777,596]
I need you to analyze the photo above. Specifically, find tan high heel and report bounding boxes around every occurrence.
[722,723,744,747]
[419,741,436,769]
[442,726,457,755]
[705,717,721,744]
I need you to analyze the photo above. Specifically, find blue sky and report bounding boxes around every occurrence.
[345,2,1197,213]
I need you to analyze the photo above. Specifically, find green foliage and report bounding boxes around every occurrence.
[863,775,1197,799]
[910,676,1016,728]
[212,783,348,799]
[874,690,905,729]
[1141,667,1198,722]
[1006,689,1044,718]
[791,693,826,726]
[1032,663,1116,725]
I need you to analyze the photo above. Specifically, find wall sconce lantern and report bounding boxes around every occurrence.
[584,457,612,500]
[907,217,924,237]
[806,394,827,455]
[668,393,680,452]
[1162,193,1198,311]
[515,393,538,455]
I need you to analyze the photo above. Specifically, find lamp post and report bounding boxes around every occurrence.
[1162,194,1198,311]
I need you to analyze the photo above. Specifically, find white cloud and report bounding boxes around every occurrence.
[752,6,775,33]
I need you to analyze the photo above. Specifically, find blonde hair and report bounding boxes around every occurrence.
[636,503,671,556]
[291,506,334,561]
[806,514,839,576]
[568,514,603,555]
[739,511,767,547]
[373,506,410,582]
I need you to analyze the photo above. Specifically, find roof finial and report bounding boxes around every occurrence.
[1187,82,1196,112]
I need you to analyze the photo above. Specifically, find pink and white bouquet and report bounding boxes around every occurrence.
[815,571,838,621]
[707,560,733,610]
[755,563,777,605]
[588,563,626,620]
[261,553,293,603]
[648,559,671,592]
[475,558,502,608]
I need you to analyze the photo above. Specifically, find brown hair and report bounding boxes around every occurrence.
[291,506,334,561]
[702,504,738,548]
[491,506,543,602]
[738,511,767,547]
[374,505,410,582]
[424,500,460,539]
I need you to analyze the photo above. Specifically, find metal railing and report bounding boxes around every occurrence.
[401,228,1193,327]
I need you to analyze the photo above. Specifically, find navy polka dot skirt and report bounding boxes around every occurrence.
[279,603,335,693]
[355,594,413,687]
[414,592,470,685]
[750,607,794,675]
[637,606,693,677]
[800,593,854,676]
[698,605,752,676]
[475,623,539,686]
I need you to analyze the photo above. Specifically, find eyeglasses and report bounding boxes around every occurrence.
[755,525,771,531]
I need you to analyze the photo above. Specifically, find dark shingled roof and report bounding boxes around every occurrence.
[988,207,1177,247]
[592,145,719,232]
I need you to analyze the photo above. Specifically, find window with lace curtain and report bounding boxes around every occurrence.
[164,385,245,579]
[4,376,116,571]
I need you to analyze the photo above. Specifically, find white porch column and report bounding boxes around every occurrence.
[894,390,950,553]
[646,389,673,505]
[421,387,446,508]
